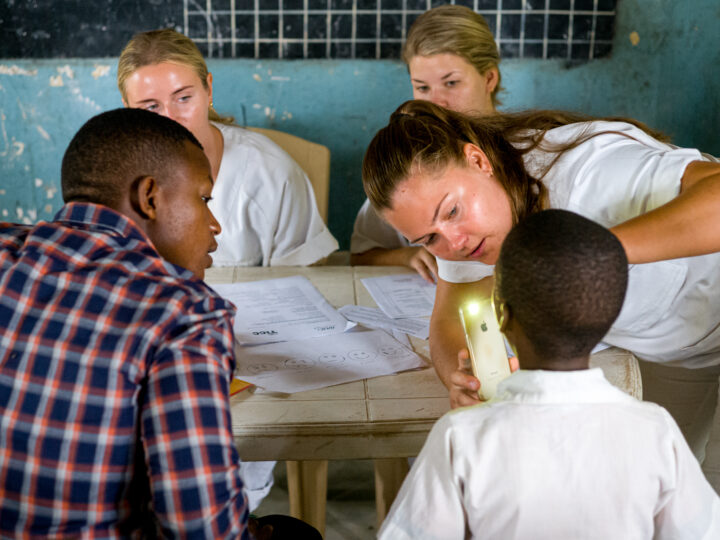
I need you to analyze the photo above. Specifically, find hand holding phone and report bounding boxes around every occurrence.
[458,299,511,400]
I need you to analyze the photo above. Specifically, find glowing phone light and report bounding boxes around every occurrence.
[458,299,511,400]
[465,301,480,317]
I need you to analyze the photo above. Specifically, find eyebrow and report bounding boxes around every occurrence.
[411,70,461,84]
[133,85,194,104]
[171,85,194,96]
[409,193,448,244]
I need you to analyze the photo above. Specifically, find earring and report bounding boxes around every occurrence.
[209,99,215,110]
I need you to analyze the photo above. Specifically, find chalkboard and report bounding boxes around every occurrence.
[0,0,616,60]
[0,0,183,58]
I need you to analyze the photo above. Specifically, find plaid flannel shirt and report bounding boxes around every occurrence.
[0,203,249,538]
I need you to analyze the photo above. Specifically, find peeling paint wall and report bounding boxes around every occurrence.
[1,0,718,248]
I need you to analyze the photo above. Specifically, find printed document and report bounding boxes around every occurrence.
[234,329,427,393]
[361,274,436,319]
[212,276,353,344]
[339,305,430,340]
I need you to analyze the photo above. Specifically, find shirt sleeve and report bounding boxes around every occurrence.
[141,298,250,539]
[653,410,720,540]
[378,416,467,540]
[268,157,338,266]
[436,257,495,283]
[350,199,410,254]
[540,122,705,227]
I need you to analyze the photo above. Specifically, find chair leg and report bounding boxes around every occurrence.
[286,460,329,537]
[373,458,410,530]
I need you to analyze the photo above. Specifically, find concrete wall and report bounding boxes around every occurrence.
[1,0,718,248]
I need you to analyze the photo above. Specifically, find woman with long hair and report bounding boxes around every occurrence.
[351,5,501,281]
[363,98,720,487]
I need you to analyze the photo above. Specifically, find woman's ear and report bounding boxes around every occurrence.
[485,67,499,94]
[206,72,214,103]
[463,143,494,176]
[129,175,159,221]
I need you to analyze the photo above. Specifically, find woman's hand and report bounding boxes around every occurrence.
[400,246,438,283]
[449,348,519,409]
[449,348,482,408]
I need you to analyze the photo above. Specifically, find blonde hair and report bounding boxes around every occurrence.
[402,5,503,106]
[363,100,668,225]
[117,28,234,124]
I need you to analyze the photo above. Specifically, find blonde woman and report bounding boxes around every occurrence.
[118,29,338,269]
[351,5,501,281]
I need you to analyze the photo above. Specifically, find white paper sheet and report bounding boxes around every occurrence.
[234,329,427,393]
[361,274,436,319]
[211,276,353,344]
[338,305,430,340]
[390,330,413,349]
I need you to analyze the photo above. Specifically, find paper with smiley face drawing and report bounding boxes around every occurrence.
[234,328,427,394]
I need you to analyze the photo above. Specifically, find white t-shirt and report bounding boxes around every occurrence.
[351,198,409,254]
[379,369,720,540]
[209,123,338,266]
[434,122,720,367]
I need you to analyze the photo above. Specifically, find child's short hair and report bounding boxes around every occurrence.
[61,108,202,207]
[496,209,628,359]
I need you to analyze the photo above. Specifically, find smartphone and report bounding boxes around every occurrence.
[458,299,511,400]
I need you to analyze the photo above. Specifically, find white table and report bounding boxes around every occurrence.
[205,265,642,534]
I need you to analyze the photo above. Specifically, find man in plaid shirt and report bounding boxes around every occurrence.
[0,109,317,539]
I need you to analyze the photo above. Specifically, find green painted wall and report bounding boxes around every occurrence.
[1,0,718,248]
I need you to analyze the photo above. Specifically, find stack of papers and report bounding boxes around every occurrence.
[211,276,427,393]
[233,328,424,394]
[212,276,354,344]
[360,274,436,319]
[339,305,430,340]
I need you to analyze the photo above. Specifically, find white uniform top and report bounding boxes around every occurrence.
[432,122,720,367]
[378,368,720,540]
[208,122,338,266]
[351,198,409,254]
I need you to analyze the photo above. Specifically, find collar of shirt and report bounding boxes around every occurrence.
[53,201,198,282]
[493,368,632,405]
[55,202,151,245]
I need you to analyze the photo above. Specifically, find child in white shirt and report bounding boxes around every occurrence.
[378,209,720,540]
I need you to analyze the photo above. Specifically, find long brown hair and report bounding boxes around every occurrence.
[362,100,668,225]
[117,28,234,125]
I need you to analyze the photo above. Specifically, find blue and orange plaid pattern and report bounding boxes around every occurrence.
[0,203,249,538]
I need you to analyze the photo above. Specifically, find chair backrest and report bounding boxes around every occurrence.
[247,127,331,222]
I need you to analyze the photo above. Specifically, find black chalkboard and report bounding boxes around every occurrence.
[0,0,616,60]
[0,0,182,59]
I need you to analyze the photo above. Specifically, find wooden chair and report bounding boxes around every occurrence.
[247,127,330,222]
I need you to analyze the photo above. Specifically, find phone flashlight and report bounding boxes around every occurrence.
[458,299,511,400]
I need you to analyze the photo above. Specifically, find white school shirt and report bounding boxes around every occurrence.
[351,198,410,254]
[378,369,720,540]
[208,123,338,266]
[437,121,720,367]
